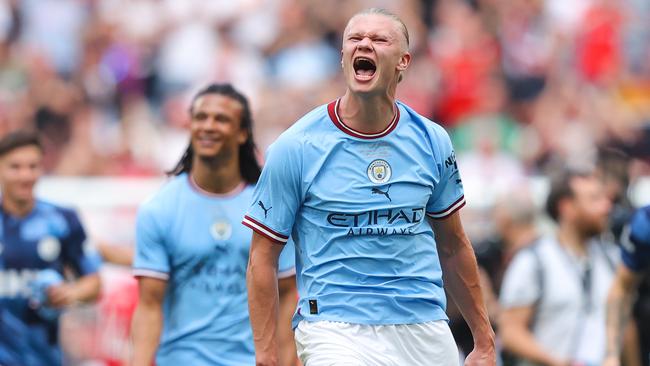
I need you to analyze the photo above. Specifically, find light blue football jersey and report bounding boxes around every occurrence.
[133,173,295,365]
[243,99,465,326]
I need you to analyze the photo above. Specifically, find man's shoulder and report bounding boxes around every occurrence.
[34,200,80,223]
[269,104,330,155]
[138,174,187,217]
[284,103,330,137]
[510,237,559,267]
[397,101,450,139]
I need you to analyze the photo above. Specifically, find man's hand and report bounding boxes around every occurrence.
[602,354,620,366]
[47,283,78,308]
[255,353,279,366]
[464,341,496,366]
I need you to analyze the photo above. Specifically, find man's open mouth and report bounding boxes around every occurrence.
[353,57,376,78]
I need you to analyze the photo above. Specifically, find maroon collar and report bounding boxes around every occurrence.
[327,98,400,139]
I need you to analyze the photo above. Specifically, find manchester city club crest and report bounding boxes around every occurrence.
[37,236,61,262]
[210,219,232,241]
[367,159,392,184]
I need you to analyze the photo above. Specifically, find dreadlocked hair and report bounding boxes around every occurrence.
[167,83,262,184]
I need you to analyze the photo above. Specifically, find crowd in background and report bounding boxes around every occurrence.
[1,0,649,364]
[0,0,647,176]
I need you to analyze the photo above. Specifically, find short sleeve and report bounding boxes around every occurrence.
[499,250,541,308]
[242,137,303,244]
[132,204,170,280]
[278,240,296,279]
[621,207,650,272]
[60,209,99,276]
[426,128,465,219]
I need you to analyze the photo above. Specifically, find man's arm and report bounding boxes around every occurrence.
[604,265,642,366]
[131,277,166,366]
[430,212,495,365]
[247,232,285,366]
[48,273,101,307]
[278,275,298,366]
[499,306,567,366]
[97,243,134,266]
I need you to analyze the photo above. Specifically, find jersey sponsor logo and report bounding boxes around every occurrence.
[0,269,38,297]
[446,151,463,187]
[37,236,61,262]
[371,184,392,202]
[210,219,233,241]
[346,227,414,236]
[258,200,272,218]
[367,159,391,184]
[327,207,425,227]
[176,254,247,295]
[445,151,458,170]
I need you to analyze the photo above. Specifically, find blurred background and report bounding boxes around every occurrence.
[2,0,648,364]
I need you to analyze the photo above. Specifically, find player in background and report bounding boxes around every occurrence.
[130,83,298,366]
[0,130,101,366]
[245,8,495,366]
[604,205,650,366]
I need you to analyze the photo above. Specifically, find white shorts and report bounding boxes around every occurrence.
[294,320,459,366]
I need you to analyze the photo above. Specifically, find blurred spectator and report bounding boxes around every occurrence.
[497,0,553,112]
[499,170,632,366]
[575,0,624,84]
[19,0,87,76]
[450,188,540,358]
[428,0,500,125]
[0,0,644,178]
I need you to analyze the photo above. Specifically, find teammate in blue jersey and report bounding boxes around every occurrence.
[245,8,495,366]
[130,83,298,366]
[0,130,101,366]
[604,205,650,366]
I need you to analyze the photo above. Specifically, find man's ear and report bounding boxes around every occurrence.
[558,197,575,222]
[237,129,248,145]
[397,52,411,72]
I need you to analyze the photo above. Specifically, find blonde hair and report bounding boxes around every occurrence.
[352,8,409,49]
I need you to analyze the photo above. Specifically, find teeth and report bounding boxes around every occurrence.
[354,57,373,64]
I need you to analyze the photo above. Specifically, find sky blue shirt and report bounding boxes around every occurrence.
[621,205,650,272]
[243,99,465,326]
[0,200,98,366]
[133,173,295,366]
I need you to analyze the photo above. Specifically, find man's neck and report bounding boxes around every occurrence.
[2,197,34,218]
[557,224,589,257]
[339,92,395,133]
[191,155,243,194]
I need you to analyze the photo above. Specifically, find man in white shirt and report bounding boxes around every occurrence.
[499,170,620,366]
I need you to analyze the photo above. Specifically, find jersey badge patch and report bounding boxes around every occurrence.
[37,236,61,262]
[367,159,391,184]
[210,219,233,241]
